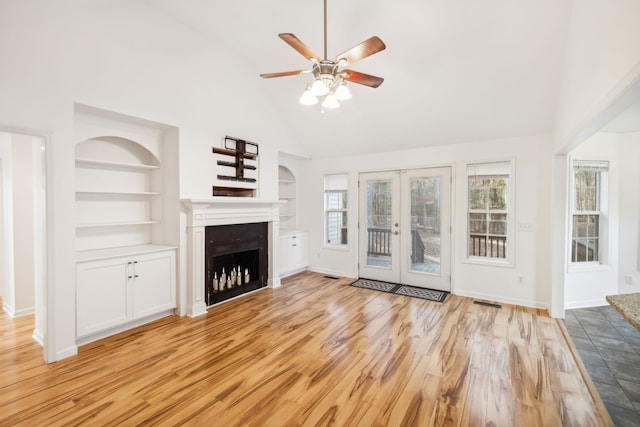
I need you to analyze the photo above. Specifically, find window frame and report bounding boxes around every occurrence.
[324,174,349,248]
[464,160,515,267]
[568,160,609,270]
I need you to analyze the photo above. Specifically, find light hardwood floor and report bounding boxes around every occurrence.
[1,272,606,426]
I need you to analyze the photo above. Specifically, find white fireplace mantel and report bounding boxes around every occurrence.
[182,197,284,317]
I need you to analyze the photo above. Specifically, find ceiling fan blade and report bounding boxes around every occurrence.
[278,33,320,62]
[260,70,310,78]
[341,70,384,88]
[336,36,386,66]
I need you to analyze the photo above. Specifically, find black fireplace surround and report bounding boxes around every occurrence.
[205,222,268,305]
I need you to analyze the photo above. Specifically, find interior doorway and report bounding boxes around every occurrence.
[0,131,47,349]
[358,167,451,291]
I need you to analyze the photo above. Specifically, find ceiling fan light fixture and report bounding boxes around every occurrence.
[322,94,340,109]
[260,0,386,110]
[299,87,319,105]
[334,82,352,101]
[310,78,330,96]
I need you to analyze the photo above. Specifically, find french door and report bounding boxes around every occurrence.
[358,167,451,291]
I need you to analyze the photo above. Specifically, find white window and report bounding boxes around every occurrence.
[325,174,348,246]
[466,161,513,263]
[570,160,608,264]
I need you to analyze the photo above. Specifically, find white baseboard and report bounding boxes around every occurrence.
[76,309,176,347]
[2,302,35,318]
[32,329,44,347]
[564,298,608,310]
[455,289,549,311]
[54,346,79,362]
[309,267,356,279]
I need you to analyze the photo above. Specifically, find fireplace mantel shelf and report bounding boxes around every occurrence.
[181,197,285,208]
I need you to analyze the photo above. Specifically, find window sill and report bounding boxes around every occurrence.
[568,262,609,274]
[463,256,514,268]
[323,245,350,252]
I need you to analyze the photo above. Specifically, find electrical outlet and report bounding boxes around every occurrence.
[518,276,524,285]
[518,223,534,232]
[625,275,633,285]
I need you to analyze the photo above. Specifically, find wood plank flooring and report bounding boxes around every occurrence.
[0,272,605,426]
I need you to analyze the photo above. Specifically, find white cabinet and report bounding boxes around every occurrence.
[76,257,130,337]
[279,231,309,277]
[76,247,176,340]
[131,251,176,318]
[74,107,180,344]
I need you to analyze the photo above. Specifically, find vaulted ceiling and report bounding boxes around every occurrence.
[147,0,574,157]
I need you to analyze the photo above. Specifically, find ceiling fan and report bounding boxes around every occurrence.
[260,0,386,109]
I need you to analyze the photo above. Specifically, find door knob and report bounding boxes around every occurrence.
[394,223,399,227]
[394,231,399,235]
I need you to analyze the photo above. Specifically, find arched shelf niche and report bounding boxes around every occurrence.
[74,136,165,253]
[278,165,296,231]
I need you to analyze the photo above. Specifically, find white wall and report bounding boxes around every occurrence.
[0,133,43,320]
[564,133,620,308]
[10,134,37,316]
[302,134,554,309]
[555,0,640,152]
[550,0,640,317]
[0,1,306,361]
[0,133,13,311]
[618,132,640,293]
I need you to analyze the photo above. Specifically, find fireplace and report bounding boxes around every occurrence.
[182,198,282,317]
[205,222,268,305]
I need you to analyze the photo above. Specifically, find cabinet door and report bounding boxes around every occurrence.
[279,235,295,274]
[294,232,309,269]
[77,258,131,338]
[131,250,176,319]
[279,233,309,275]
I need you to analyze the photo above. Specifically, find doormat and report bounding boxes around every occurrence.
[350,278,448,303]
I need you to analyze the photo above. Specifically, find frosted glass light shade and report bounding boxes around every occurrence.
[310,79,329,96]
[334,83,352,101]
[322,94,340,109]
[299,89,318,105]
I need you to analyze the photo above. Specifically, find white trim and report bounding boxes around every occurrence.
[310,267,357,279]
[564,298,609,310]
[455,289,549,311]
[463,158,516,267]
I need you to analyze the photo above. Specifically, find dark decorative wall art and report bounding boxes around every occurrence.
[212,136,259,197]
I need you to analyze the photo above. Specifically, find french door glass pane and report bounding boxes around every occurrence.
[409,177,441,274]
[366,180,392,269]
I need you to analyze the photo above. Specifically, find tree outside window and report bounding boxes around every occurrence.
[571,161,607,263]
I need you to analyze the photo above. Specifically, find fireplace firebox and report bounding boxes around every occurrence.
[205,222,268,305]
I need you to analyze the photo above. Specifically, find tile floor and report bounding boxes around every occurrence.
[564,306,640,427]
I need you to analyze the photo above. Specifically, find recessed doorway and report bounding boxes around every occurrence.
[0,131,47,353]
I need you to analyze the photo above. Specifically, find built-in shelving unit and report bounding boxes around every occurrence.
[73,105,180,345]
[74,137,165,252]
[278,165,296,231]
